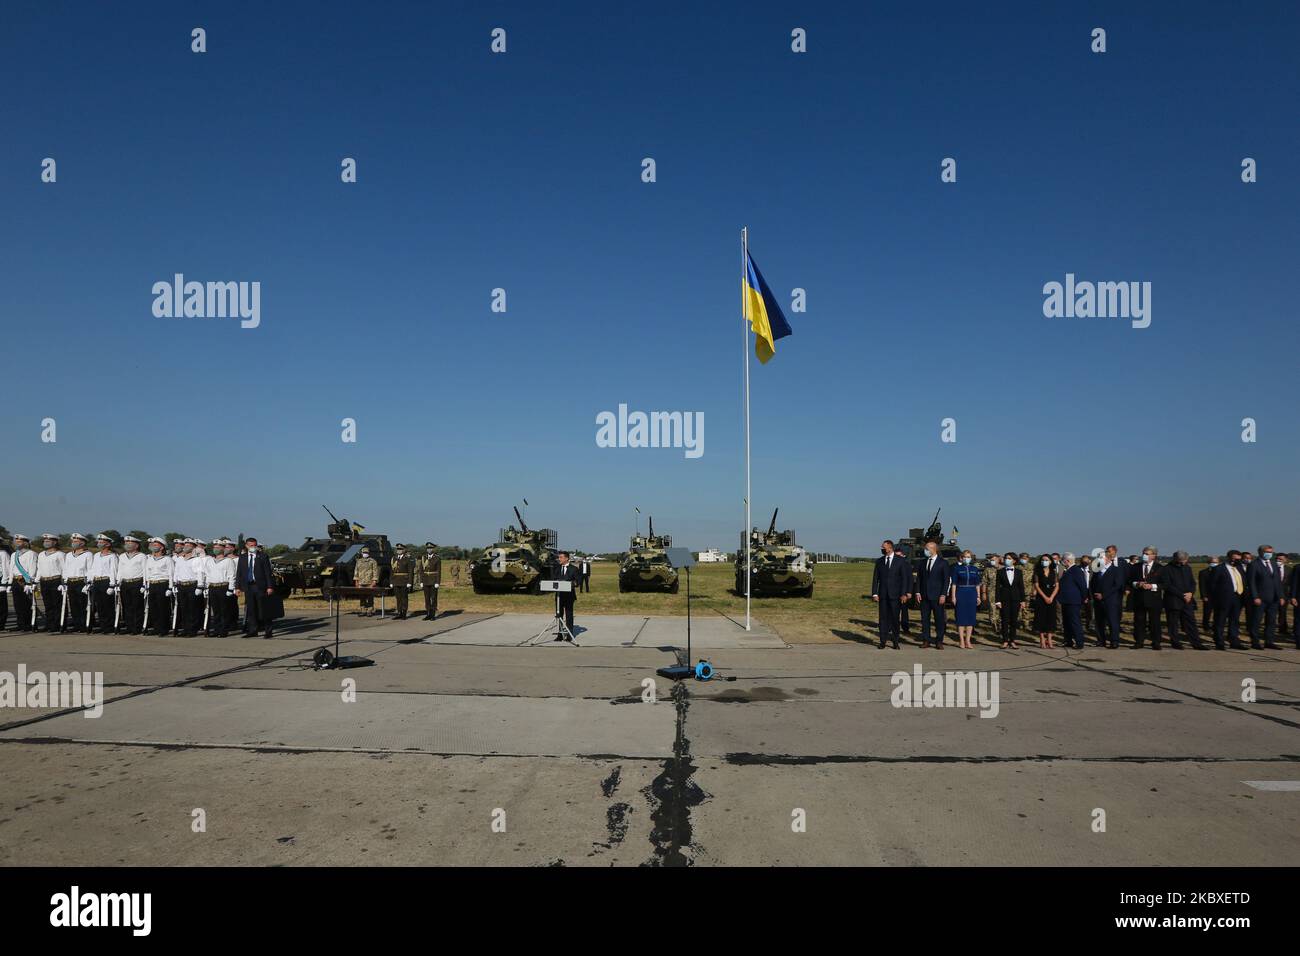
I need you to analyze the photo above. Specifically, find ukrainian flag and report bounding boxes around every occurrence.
[744,251,793,364]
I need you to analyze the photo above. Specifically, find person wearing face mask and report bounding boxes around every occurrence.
[143,537,175,636]
[1032,554,1059,649]
[416,542,442,621]
[1161,551,1205,650]
[1238,551,1256,640]
[203,538,236,637]
[390,545,414,620]
[994,552,1025,649]
[1209,551,1247,649]
[235,537,277,638]
[1199,556,1220,633]
[1129,547,1165,649]
[950,550,981,649]
[1247,545,1284,650]
[222,540,242,630]
[1284,554,1299,648]
[8,534,38,631]
[914,539,951,649]
[1017,554,1034,635]
[1057,553,1090,650]
[116,536,147,634]
[354,547,380,617]
[981,555,1002,639]
[1091,545,1125,649]
[870,539,912,650]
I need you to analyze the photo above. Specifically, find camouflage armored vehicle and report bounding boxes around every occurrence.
[272,506,392,597]
[735,508,815,597]
[895,508,962,564]
[619,516,679,593]
[470,506,558,594]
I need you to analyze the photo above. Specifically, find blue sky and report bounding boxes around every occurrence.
[2,1,1297,555]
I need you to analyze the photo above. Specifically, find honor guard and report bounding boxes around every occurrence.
[64,533,93,633]
[144,538,174,636]
[204,539,235,637]
[416,542,442,621]
[190,539,209,635]
[9,534,38,631]
[172,538,202,636]
[354,548,379,616]
[89,534,119,635]
[117,536,147,634]
[36,534,66,633]
[390,545,414,619]
[221,540,241,631]
[0,536,11,631]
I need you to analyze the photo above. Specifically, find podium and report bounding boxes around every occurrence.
[530,579,577,645]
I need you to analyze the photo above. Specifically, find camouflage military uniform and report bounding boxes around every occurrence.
[354,555,379,615]
[390,550,414,619]
[416,546,442,620]
[981,560,1001,637]
[1018,558,1035,632]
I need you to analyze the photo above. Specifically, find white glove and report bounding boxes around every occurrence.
[58,584,67,593]
[82,585,91,595]
[434,583,440,589]
[165,589,173,597]
[107,587,116,595]
[140,586,148,594]
[226,590,235,597]
[25,585,34,594]
[408,584,414,591]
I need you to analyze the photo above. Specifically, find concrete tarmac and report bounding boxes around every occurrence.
[0,610,1297,866]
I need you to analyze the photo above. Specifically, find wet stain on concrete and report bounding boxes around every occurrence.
[642,682,707,866]
[600,766,622,798]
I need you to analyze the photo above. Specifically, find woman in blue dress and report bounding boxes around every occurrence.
[949,549,983,649]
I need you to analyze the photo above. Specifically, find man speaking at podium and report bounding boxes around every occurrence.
[553,551,580,640]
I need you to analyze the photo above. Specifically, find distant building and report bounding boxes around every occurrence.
[696,548,728,563]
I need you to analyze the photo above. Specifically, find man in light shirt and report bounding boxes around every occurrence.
[0,537,11,631]
[35,533,67,633]
[204,539,236,637]
[63,533,94,633]
[222,540,241,632]
[9,534,38,631]
[116,535,147,634]
[172,538,202,637]
[143,537,174,637]
[89,533,120,635]
[1210,551,1247,650]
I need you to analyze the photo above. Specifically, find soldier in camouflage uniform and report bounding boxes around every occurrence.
[416,542,442,621]
[1018,553,1035,633]
[390,544,414,619]
[354,547,379,616]
[981,554,1002,641]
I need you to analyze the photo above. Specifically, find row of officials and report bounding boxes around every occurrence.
[870,540,1299,651]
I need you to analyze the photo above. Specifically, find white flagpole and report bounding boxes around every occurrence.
[742,226,751,631]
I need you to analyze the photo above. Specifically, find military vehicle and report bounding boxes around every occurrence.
[619,516,679,593]
[735,508,815,597]
[470,506,558,594]
[271,506,393,597]
[895,508,962,564]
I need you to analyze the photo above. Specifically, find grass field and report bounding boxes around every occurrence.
[285,560,884,644]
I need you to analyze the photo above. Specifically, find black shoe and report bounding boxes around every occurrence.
[553,636,564,642]
[877,640,885,649]
[1265,643,1280,649]
[892,642,900,649]
[1172,643,1183,650]
[1230,642,1247,649]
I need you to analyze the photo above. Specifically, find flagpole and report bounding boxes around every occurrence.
[742,226,751,631]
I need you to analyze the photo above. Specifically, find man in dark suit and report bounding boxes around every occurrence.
[913,540,951,649]
[1210,552,1247,649]
[1058,553,1089,649]
[1198,558,1219,632]
[1247,545,1284,649]
[1091,545,1126,649]
[993,552,1025,647]
[1162,551,1204,649]
[871,539,911,649]
[234,537,276,639]
[1239,551,1257,644]
[1129,547,1165,649]
[552,551,580,640]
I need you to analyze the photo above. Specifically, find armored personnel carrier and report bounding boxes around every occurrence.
[272,506,392,597]
[618,516,679,593]
[895,508,962,563]
[735,508,815,597]
[470,506,558,594]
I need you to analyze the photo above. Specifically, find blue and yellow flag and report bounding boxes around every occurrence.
[744,251,793,364]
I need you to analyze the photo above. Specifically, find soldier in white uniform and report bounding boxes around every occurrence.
[90,533,120,635]
[63,533,94,633]
[172,538,202,636]
[204,539,235,637]
[144,537,174,637]
[116,536,147,634]
[190,539,209,636]
[0,537,11,631]
[9,534,38,631]
[221,539,241,631]
[35,534,67,633]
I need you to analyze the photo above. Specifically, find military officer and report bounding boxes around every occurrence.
[117,535,147,634]
[89,534,119,635]
[171,538,202,636]
[354,547,379,616]
[0,536,10,631]
[1017,553,1034,634]
[9,534,38,631]
[203,538,235,637]
[390,545,414,619]
[36,533,67,633]
[221,539,241,630]
[64,533,94,632]
[416,542,442,620]
[144,537,175,636]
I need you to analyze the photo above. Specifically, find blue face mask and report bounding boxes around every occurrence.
[1263,552,1274,559]
[1005,560,1015,568]
[962,556,971,564]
